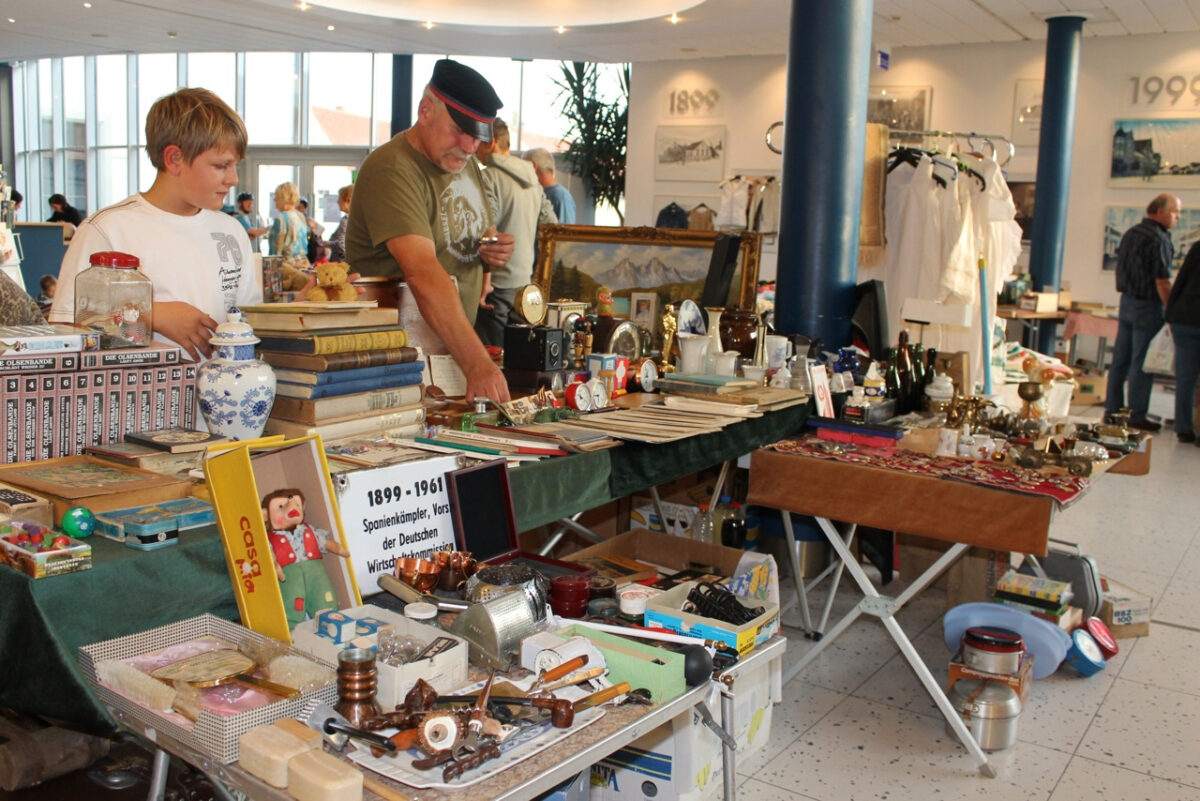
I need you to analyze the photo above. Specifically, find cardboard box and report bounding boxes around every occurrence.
[630,501,701,539]
[1018,292,1058,313]
[643,581,779,655]
[204,437,361,644]
[0,529,90,578]
[1071,368,1108,407]
[898,535,1011,608]
[947,651,1034,705]
[1109,434,1152,476]
[291,603,467,709]
[565,528,779,604]
[590,647,779,801]
[0,482,53,527]
[552,624,686,703]
[1100,577,1152,638]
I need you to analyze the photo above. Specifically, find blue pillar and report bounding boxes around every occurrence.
[391,54,413,138]
[1029,14,1085,350]
[773,0,874,349]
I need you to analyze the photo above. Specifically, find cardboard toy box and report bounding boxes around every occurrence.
[205,436,361,644]
[1018,291,1058,313]
[566,528,779,605]
[0,530,90,578]
[1100,576,1152,638]
[643,581,780,655]
[590,648,780,801]
[947,651,1034,704]
[291,603,467,709]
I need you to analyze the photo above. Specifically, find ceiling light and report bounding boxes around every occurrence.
[298,1,309,9]
[555,24,567,34]
[423,20,433,29]
[327,24,335,30]
[6,18,13,23]
[307,1,702,28]
[668,12,680,24]
[82,2,92,7]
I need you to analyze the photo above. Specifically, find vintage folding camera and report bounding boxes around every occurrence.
[503,324,566,372]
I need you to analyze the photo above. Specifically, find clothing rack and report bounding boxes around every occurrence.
[887,129,1015,167]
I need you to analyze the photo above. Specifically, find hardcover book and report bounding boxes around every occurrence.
[272,360,424,386]
[262,403,425,440]
[239,302,398,332]
[124,427,229,453]
[0,324,100,355]
[269,383,423,424]
[255,325,409,355]
[258,346,419,372]
[78,342,182,370]
[274,371,422,400]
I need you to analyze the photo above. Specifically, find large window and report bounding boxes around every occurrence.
[11,52,624,225]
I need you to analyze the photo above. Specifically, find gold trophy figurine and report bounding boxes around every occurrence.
[660,304,677,374]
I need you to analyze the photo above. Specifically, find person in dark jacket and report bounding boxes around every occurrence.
[1166,239,1200,442]
[46,193,84,226]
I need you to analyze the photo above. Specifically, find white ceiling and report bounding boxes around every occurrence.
[0,0,1196,64]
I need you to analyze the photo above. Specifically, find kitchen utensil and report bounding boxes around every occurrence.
[573,682,631,713]
[394,557,440,593]
[943,602,1070,680]
[961,627,1025,675]
[945,679,1021,751]
[150,650,299,698]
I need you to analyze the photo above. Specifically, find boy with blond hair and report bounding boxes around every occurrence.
[50,88,261,360]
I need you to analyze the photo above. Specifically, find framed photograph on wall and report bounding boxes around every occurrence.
[1011,79,1043,147]
[654,125,726,182]
[1103,205,1200,271]
[867,86,932,138]
[1111,118,1200,188]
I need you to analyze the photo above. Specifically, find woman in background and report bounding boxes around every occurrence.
[47,193,84,226]
[268,182,310,269]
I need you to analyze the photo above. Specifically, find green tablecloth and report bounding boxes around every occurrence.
[0,403,807,730]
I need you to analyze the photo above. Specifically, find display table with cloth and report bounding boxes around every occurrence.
[1063,310,1120,368]
[746,438,1077,777]
[0,404,807,730]
[996,304,1068,353]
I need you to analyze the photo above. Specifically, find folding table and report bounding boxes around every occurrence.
[747,446,1056,777]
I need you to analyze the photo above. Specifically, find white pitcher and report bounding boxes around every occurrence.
[764,334,793,370]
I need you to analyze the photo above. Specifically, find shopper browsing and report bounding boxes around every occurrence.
[234,191,269,251]
[524,148,576,224]
[49,87,261,360]
[345,58,514,403]
[1105,193,1180,431]
[474,119,557,347]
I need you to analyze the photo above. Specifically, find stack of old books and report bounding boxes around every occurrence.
[993,568,1080,629]
[242,303,426,441]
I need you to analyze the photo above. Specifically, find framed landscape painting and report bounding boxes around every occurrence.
[534,224,761,312]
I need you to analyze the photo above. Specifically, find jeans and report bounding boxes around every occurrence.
[1105,294,1164,419]
[1173,323,1200,435]
[473,285,520,347]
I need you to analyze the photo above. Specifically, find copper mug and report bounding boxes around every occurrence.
[393,557,439,593]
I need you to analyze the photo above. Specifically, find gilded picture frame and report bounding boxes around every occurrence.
[533,224,761,312]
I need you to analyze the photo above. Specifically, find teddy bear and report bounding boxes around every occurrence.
[280,262,310,293]
[306,261,357,302]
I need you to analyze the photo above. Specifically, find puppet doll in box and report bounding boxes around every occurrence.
[262,488,350,626]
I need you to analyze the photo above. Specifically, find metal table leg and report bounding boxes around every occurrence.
[147,747,169,801]
[797,516,994,777]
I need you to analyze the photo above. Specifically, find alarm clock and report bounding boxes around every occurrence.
[586,377,610,409]
[565,381,593,412]
[628,358,659,393]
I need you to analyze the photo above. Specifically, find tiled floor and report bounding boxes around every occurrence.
[736,402,1200,801]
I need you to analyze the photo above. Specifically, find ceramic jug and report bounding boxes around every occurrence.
[196,312,276,440]
[719,307,759,360]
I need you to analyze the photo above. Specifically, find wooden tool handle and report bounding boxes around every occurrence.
[538,654,588,684]
[363,773,413,801]
[573,681,631,713]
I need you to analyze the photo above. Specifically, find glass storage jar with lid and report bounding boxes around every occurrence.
[74,251,154,348]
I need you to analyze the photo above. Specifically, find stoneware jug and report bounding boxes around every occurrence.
[197,312,276,440]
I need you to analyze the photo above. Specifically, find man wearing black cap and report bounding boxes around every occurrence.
[235,191,268,252]
[346,58,514,403]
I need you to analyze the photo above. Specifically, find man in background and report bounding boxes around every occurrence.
[474,119,556,346]
[234,192,269,251]
[525,148,575,224]
[1105,193,1181,431]
[346,58,514,403]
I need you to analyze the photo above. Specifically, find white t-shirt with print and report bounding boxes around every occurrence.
[48,194,261,347]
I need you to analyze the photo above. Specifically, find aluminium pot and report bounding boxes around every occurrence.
[945,679,1022,752]
[961,627,1025,675]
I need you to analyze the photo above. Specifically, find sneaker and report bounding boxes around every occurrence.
[1179,432,1196,443]
[1127,418,1162,432]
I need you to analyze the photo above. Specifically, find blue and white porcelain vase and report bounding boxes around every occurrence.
[197,312,276,440]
